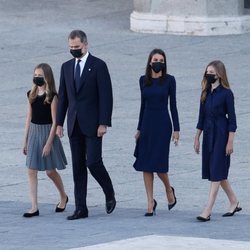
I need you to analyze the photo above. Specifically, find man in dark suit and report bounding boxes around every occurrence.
[56,30,116,220]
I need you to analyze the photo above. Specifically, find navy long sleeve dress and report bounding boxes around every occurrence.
[133,74,180,173]
[196,84,237,181]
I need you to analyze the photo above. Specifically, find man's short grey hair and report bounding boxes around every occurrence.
[68,30,87,43]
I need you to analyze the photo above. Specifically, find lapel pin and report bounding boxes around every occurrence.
[88,68,91,71]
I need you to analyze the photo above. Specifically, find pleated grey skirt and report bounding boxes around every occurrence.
[26,123,67,171]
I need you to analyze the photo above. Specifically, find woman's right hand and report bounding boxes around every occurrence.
[22,143,27,155]
[56,126,64,138]
[194,137,200,154]
[135,130,140,141]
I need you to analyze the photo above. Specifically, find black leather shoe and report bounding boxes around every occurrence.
[55,196,68,212]
[196,215,211,222]
[106,198,116,214]
[168,187,177,210]
[222,203,242,217]
[23,210,39,218]
[67,210,88,220]
[144,199,157,217]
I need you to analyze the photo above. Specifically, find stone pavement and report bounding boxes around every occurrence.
[72,236,250,250]
[0,0,250,249]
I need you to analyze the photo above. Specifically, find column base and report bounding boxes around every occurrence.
[130,11,250,36]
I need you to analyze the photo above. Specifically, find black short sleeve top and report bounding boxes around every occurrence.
[27,91,57,124]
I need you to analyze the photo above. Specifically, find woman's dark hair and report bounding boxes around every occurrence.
[145,48,167,85]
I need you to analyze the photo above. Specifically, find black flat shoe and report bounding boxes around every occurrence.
[144,199,157,216]
[196,215,211,222]
[67,210,88,220]
[222,203,242,217]
[23,210,39,218]
[55,196,69,212]
[168,187,177,210]
[144,212,154,216]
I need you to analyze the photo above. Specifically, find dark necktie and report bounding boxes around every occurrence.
[75,59,81,91]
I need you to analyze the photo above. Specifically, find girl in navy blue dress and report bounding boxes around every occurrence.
[134,49,180,216]
[22,63,68,217]
[194,60,241,222]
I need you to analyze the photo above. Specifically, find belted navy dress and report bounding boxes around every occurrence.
[133,74,180,173]
[196,85,237,181]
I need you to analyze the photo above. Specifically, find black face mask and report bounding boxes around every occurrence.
[70,48,83,58]
[205,74,217,85]
[33,77,45,86]
[151,62,165,73]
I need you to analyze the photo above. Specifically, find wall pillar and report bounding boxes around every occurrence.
[130,0,250,35]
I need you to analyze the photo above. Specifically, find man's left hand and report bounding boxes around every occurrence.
[97,125,107,137]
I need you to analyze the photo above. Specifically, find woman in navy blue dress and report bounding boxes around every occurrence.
[194,60,241,222]
[133,49,180,216]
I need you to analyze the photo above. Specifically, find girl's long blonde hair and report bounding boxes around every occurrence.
[29,63,57,104]
[200,60,230,103]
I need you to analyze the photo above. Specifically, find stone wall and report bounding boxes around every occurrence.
[131,0,250,35]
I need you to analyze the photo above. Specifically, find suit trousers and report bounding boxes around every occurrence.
[69,120,114,211]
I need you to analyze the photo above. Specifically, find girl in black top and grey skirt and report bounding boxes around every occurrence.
[22,63,68,217]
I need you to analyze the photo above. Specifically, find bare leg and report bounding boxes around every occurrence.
[46,170,67,208]
[143,172,154,213]
[220,179,239,212]
[199,181,220,218]
[157,173,175,204]
[27,168,38,212]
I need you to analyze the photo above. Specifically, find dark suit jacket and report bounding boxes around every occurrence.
[57,53,113,137]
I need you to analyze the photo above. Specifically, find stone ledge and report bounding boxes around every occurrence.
[130,11,250,35]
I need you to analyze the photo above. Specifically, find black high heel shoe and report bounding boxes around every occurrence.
[55,196,68,213]
[222,202,242,217]
[168,187,177,210]
[144,199,157,216]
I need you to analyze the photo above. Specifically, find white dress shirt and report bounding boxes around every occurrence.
[74,51,89,76]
